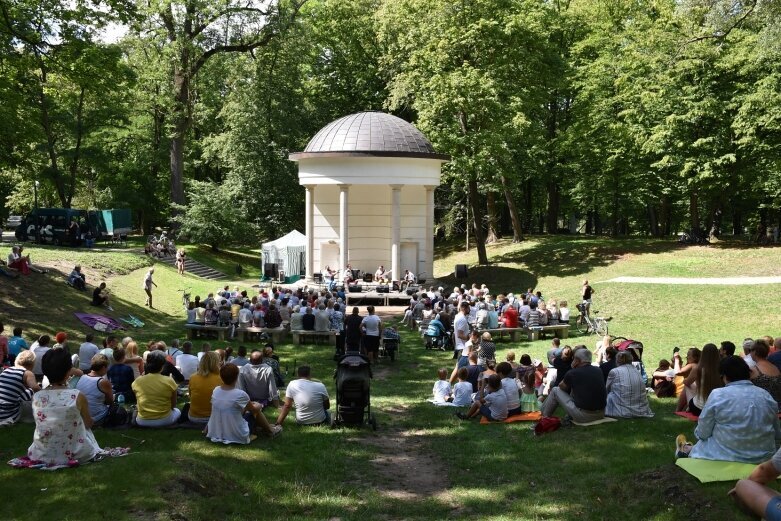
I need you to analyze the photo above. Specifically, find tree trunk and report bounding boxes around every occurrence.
[689,190,700,233]
[500,175,523,242]
[523,179,533,234]
[486,191,499,243]
[594,211,603,235]
[586,210,593,234]
[732,208,742,235]
[170,62,189,207]
[546,180,560,234]
[468,179,488,265]
[65,86,86,208]
[648,203,659,237]
[661,195,672,236]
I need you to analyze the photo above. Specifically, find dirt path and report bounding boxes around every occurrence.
[604,275,781,285]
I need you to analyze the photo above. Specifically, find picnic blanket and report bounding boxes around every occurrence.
[675,458,772,483]
[480,411,542,424]
[74,312,124,332]
[8,447,130,471]
[572,417,618,427]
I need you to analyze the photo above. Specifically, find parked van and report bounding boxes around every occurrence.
[14,208,87,244]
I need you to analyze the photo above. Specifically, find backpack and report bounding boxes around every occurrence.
[534,416,561,436]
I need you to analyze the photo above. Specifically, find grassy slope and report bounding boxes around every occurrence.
[1,237,778,520]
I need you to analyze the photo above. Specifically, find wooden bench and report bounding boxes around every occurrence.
[291,330,337,346]
[524,324,570,341]
[185,324,230,341]
[237,326,287,344]
[477,327,525,342]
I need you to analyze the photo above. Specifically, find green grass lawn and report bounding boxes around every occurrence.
[1,237,779,520]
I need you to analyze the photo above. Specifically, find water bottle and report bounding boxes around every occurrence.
[117,394,125,406]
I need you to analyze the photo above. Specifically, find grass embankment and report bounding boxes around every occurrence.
[0,237,778,520]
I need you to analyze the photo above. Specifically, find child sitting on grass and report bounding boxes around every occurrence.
[452,367,473,406]
[533,359,546,395]
[432,368,452,403]
[497,362,522,416]
[457,374,508,422]
[520,370,540,412]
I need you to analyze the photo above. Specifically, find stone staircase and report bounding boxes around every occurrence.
[153,255,228,280]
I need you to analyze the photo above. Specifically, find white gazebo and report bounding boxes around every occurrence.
[289,111,448,282]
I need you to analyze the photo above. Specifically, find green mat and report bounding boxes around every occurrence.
[676,458,769,483]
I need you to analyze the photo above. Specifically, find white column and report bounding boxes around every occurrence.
[339,184,349,273]
[425,185,435,279]
[304,185,314,280]
[391,184,402,281]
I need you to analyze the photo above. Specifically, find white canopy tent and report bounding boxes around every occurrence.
[261,230,307,279]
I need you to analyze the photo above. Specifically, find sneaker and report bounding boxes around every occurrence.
[270,425,283,438]
[561,415,573,428]
[675,434,691,459]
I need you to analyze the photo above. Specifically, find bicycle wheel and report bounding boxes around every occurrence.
[595,318,609,336]
[575,315,589,334]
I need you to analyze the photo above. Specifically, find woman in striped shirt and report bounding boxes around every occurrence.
[0,350,39,425]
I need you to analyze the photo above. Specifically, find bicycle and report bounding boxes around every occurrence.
[179,288,191,308]
[575,303,609,336]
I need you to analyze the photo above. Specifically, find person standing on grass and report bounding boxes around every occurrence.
[453,301,471,361]
[344,307,363,353]
[360,306,382,363]
[143,268,157,308]
[581,280,594,316]
[275,365,331,427]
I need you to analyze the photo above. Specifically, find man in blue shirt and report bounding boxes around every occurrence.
[7,327,27,364]
[676,356,781,463]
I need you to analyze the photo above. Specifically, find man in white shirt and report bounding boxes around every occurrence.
[401,269,416,290]
[274,365,330,426]
[238,302,253,328]
[453,301,471,360]
[78,333,100,371]
[177,341,199,381]
[374,265,387,282]
[98,335,118,367]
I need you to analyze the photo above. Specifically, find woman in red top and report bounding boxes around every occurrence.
[503,305,519,328]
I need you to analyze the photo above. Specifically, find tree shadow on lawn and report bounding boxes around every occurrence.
[437,265,537,294]
[437,236,686,283]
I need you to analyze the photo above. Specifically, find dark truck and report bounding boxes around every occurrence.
[14,208,132,245]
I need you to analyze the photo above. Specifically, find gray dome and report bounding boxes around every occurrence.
[291,112,448,160]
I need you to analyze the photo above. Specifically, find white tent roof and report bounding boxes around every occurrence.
[262,230,306,250]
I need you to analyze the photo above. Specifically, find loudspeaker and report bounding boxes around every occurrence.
[363,273,373,283]
[377,285,389,293]
[264,263,279,279]
[348,285,363,293]
[455,264,468,278]
[313,273,323,283]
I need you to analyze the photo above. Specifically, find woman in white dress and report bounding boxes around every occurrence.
[28,349,101,465]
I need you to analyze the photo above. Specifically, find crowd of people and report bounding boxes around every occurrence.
[0,322,342,466]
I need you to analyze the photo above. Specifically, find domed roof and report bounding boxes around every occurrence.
[290,112,448,160]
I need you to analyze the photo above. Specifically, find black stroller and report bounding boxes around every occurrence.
[334,352,377,430]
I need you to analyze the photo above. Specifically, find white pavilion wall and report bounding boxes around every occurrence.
[312,185,339,272]
[400,185,428,278]
[347,185,391,273]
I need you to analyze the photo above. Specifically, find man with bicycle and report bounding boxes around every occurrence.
[581,280,594,317]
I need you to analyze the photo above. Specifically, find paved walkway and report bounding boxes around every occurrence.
[605,276,781,285]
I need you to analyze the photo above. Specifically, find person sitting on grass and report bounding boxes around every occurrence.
[7,245,30,275]
[605,351,654,418]
[457,374,508,422]
[75,354,115,427]
[107,348,135,403]
[674,347,701,412]
[675,356,781,463]
[206,363,282,444]
[262,346,285,388]
[519,370,540,412]
[432,368,452,403]
[600,346,618,382]
[541,348,606,425]
[749,340,781,410]
[237,350,279,407]
[687,343,723,416]
[91,282,113,311]
[68,265,86,290]
[497,362,522,416]
[274,365,331,427]
[451,367,474,406]
[132,350,181,427]
[0,350,39,426]
[730,444,781,520]
[651,359,676,397]
[187,352,223,425]
[27,349,102,465]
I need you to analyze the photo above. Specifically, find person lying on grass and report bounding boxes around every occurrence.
[496,362,522,416]
[541,348,606,425]
[729,444,781,521]
[457,373,508,422]
[207,362,282,443]
[675,355,781,463]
